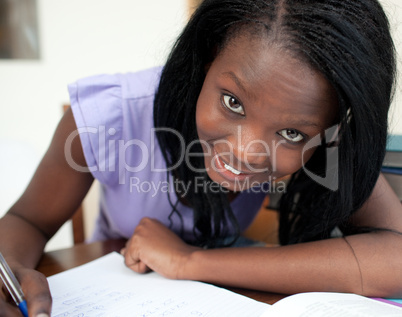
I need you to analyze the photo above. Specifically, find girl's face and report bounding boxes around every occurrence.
[196,34,338,191]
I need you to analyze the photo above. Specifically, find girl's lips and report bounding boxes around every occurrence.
[212,150,256,182]
[222,162,242,175]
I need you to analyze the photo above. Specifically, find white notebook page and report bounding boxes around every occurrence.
[48,252,270,317]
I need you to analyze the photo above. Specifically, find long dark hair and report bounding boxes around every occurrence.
[153,0,396,246]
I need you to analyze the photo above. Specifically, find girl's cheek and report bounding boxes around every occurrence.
[272,150,305,177]
[196,101,228,139]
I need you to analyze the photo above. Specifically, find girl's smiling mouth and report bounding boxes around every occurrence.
[223,162,242,175]
[211,149,269,184]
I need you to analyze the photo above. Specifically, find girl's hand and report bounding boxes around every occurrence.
[0,264,51,317]
[121,217,200,279]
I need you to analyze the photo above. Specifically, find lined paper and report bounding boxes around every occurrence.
[48,252,270,317]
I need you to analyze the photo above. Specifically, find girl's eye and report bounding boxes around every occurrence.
[221,94,245,115]
[278,129,305,143]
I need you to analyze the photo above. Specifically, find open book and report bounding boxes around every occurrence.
[47,252,402,316]
[260,292,402,317]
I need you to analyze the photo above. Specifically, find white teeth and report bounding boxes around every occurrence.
[224,163,241,175]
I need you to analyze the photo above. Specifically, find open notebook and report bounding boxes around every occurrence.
[47,252,402,317]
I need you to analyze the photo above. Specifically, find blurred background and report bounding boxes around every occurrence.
[0,0,400,250]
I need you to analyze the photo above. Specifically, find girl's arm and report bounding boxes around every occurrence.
[0,108,94,315]
[123,174,402,298]
[0,108,94,266]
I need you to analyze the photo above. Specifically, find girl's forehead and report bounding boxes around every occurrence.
[208,34,339,127]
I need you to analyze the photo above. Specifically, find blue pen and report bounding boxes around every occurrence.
[0,252,29,317]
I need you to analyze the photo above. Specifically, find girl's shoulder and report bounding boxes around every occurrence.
[69,66,163,103]
[118,66,163,101]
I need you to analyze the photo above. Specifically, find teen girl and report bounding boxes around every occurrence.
[1,0,402,316]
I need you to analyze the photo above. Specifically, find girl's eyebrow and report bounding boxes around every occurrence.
[221,71,249,96]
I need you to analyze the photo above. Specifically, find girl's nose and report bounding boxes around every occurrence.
[228,126,271,170]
